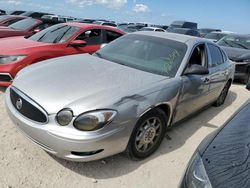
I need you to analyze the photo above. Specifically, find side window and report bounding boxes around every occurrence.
[34,23,50,31]
[75,29,101,45]
[221,49,228,62]
[105,30,122,43]
[188,44,207,67]
[31,13,40,18]
[208,44,224,67]
[156,29,164,32]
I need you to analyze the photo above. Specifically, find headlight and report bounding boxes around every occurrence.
[73,110,117,131]
[184,153,212,188]
[0,55,26,64]
[56,108,73,126]
[244,59,250,63]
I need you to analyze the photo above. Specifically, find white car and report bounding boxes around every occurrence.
[140,27,166,32]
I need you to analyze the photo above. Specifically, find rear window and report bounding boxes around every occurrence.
[29,24,80,43]
[8,18,38,31]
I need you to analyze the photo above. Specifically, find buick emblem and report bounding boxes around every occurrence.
[16,98,23,110]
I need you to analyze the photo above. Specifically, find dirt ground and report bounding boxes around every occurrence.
[0,84,249,188]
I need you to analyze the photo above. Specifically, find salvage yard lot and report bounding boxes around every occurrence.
[0,84,249,188]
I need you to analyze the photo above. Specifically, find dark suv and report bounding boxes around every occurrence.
[20,11,53,19]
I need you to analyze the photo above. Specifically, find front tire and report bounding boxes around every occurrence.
[126,108,167,160]
[213,81,231,107]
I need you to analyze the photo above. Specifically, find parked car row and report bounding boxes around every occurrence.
[0,8,249,188]
[4,30,235,162]
[0,22,125,86]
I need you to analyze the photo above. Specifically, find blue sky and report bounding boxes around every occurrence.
[0,0,249,33]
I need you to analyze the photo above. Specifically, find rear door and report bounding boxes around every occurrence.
[206,43,228,101]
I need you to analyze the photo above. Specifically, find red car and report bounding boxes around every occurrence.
[0,23,125,86]
[0,15,27,26]
[0,17,62,38]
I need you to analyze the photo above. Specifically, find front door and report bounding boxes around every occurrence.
[173,43,210,123]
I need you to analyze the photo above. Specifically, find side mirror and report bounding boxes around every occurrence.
[69,40,87,47]
[184,64,209,75]
[246,81,250,91]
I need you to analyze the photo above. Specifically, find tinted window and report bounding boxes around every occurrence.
[8,18,38,31]
[76,29,101,45]
[156,29,165,32]
[105,30,122,43]
[30,13,41,18]
[29,24,80,43]
[103,23,116,27]
[208,44,224,67]
[95,34,187,77]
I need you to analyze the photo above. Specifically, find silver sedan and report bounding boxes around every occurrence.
[5,32,235,161]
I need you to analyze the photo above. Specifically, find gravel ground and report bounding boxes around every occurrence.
[0,84,249,188]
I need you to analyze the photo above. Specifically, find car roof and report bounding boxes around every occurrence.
[210,31,235,34]
[134,31,206,43]
[223,33,250,38]
[63,22,125,33]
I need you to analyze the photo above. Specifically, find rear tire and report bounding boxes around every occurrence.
[213,81,231,107]
[126,108,167,160]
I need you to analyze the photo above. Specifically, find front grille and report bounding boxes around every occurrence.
[235,64,247,72]
[0,74,12,82]
[10,87,48,123]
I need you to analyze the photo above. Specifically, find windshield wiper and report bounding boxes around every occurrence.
[223,40,233,47]
[230,41,249,50]
[54,27,71,43]
[94,52,103,58]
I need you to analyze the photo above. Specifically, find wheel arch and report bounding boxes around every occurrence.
[139,102,173,127]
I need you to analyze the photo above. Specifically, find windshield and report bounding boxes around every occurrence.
[8,18,37,31]
[217,35,250,50]
[29,24,80,43]
[95,34,187,77]
[205,33,226,40]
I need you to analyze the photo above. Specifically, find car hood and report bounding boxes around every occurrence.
[13,54,167,114]
[222,46,250,61]
[0,36,49,54]
[0,27,24,38]
[200,101,250,187]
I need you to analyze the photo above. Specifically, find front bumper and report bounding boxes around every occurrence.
[5,88,134,162]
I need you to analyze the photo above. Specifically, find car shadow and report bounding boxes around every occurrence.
[50,90,237,179]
